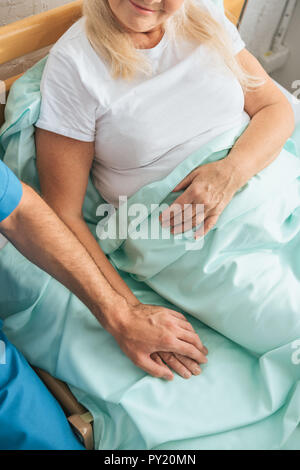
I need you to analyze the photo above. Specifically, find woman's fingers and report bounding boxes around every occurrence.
[172,203,210,234]
[171,203,194,229]
[160,187,194,227]
[174,339,208,364]
[151,352,164,365]
[142,353,174,380]
[171,172,195,192]
[194,214,219,239]
[174,353,202,376]
[203,214,219,236]
[156,352,196,379]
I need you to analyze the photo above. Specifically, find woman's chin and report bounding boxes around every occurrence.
[119,16,154,33]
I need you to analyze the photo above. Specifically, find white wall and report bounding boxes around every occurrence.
[239,0,300,92]
[0,0,72,80]
[239,0,286,57]
[271,0,300,92]
[0,0,72,26]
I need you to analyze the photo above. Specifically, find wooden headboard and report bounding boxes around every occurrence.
[0,0,247,128]
[0,0,83,127]
[224,0,248,26]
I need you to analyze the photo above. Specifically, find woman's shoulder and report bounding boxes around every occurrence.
[48,17,111,81]
[51,18,88,57]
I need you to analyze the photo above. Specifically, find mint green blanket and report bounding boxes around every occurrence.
[1,57,300,450]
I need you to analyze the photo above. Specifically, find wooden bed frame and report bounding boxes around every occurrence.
[0,0,83,127]
[0,0,247,450]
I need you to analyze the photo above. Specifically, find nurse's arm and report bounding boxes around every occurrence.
[0,182,128,333]
[224,48,296,189]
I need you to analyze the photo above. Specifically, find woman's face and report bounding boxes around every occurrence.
[107,0,184,33]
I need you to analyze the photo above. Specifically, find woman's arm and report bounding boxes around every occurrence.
[225,48,296,188]
[159,48,296,237]
[0,183,128,331]
[35,129,141,306]
[35,128,208,379]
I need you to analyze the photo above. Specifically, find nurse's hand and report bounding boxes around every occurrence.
[159,159,241,238]
[108,301,208,380]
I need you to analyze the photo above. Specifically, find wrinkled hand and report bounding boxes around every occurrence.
[151,350,206,379]
[108,300,208,380]
[159,159,240,238]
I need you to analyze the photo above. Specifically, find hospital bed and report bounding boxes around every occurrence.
[0,0,299,450]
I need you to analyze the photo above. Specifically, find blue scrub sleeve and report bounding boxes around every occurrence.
[0,160,23,222]
[0,321,85,450]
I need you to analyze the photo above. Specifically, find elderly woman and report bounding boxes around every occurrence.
[34,0,295,380]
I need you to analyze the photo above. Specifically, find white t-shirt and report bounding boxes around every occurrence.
[35,0,250,208]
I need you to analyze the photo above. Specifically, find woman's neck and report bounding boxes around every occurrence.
[130,26,164,49]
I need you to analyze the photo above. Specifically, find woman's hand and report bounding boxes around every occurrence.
[158,49,296,240]
[151,351,205,379]
[107,301,208,380]
[159,159,241,239]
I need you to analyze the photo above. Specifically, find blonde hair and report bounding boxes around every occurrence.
[83,0,265,92]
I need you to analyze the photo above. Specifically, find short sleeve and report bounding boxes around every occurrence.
[203,0,246,55]
[35,51,97,142]
[0,160,23,222]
